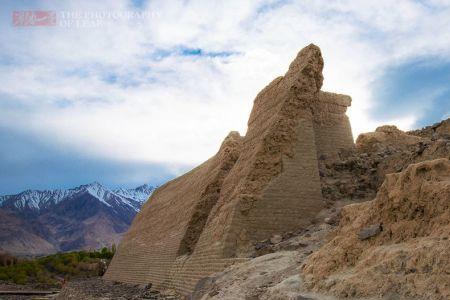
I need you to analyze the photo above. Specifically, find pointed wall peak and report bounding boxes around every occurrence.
[285,43,324,91]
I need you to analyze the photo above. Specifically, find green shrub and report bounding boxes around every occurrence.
[12,270,27,284]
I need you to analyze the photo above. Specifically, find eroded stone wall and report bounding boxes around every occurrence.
[105,44,355,295]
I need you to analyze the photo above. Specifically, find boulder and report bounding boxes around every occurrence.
[357,223,382,240]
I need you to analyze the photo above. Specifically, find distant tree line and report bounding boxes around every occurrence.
[0,245,116,286]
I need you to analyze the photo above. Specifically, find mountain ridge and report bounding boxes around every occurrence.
[0,182,155,256]
[0,182,154,212]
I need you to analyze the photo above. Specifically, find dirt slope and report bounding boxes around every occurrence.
[302,158,450,300]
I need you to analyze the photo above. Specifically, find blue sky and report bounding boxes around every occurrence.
[0,125,176,192]
[372,58,450,127]
[0,0,449,194]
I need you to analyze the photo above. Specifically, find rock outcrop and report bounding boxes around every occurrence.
[356,125,423,154]
[105,44,355,295]
[409,118,450,140]
[302,158,450,300]
[320,121,450,204]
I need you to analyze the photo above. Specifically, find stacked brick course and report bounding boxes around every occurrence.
[105,44,354,296]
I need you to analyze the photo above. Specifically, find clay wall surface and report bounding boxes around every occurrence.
[236,118,323,250]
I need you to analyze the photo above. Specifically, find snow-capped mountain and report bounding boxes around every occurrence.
[0,182,154,212]
[0,182,155,256]
[113,184,155,203]
[0,188,76,211]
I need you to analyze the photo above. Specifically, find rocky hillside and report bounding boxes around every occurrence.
[0,183,154,256]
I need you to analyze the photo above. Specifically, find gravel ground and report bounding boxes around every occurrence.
[57,278,181,300]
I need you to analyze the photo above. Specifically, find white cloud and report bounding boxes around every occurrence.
[1,0,450,169]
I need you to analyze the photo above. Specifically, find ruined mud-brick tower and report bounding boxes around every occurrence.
[104,44,354,295]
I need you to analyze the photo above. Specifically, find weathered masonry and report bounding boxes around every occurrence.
[104,44,354,295]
